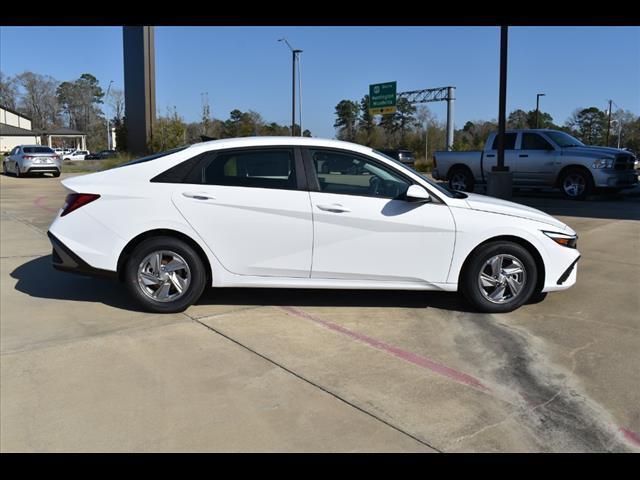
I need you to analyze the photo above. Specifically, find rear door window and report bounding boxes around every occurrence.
[491,133,517,150]
[203,149,297,190]
[521,133,554,150]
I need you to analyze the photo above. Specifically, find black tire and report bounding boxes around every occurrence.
[460,241,538,313]
[52,170,61,178]
[559,168,593,200]
[124,236,207,313]
[15,164,22,178]
[448,166,475,192]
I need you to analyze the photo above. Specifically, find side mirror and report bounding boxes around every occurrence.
[405,184,431,203]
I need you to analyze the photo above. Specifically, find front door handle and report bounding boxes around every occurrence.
[316,204,351,213]
[182,192,215,201]
[519,154,529,158]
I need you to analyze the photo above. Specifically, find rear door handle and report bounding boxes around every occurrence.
[486,154,495,158]
[519,154,529,158]
[182,192,215,201]
[316,204,351,213]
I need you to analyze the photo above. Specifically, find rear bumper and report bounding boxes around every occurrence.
[27,166,60,173]
[48,231,117,279]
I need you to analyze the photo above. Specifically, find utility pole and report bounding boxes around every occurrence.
[486,26,513,199]
[606,99,613,146]
[278,38,303,136]
[105,80,114,150]
[535,93,545,128]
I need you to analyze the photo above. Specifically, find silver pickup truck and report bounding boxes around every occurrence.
[432,129,639,199]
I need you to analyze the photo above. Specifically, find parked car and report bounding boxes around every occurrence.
[378,149,416,168]
[432,129,639,200]
[63,150,90,161]
[3,145,61,177]
[48,137,580,314]
[85,149,118,160]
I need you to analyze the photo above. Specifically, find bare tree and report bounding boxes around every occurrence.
[14,71,61,129]
[0,71,18,110]
[107,87,125,123]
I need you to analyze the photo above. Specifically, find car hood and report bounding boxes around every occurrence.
[463,192,570,231]
[561,145,632,158]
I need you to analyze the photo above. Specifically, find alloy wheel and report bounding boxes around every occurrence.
[477,254,527,304]
[562,174,586,198]
[450,172,468,191]
[137,250,191,302]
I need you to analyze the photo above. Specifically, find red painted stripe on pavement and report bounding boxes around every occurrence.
[280,305,490,392]
[34,196,57,213]
[620,428,640,447]
[279,305,640,449]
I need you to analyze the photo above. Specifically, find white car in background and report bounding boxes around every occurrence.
[47,137,580,314]
[63,150,90,161]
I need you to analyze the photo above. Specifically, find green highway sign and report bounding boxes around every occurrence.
[369,81,397,115]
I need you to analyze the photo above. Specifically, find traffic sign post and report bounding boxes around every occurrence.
[369,81,397,115]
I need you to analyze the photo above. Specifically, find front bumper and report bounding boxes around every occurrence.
[48,231,117,279]
[592,169,639,188]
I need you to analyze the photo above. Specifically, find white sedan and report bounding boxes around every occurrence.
[63,150,90,161]
[47,137,580,313]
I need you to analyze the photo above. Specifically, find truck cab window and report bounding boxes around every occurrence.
[491,133,517,150]
[522,133,554,150]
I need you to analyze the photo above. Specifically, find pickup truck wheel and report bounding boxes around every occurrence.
[448,167,475,192]
[560,168,593,200]
[460,241,537,313]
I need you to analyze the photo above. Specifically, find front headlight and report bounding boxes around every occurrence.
[592,158,615,169]
[543,231,578,249]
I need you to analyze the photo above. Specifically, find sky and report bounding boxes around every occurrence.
[1,26,639,138]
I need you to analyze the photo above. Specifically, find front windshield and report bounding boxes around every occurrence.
[373,150,461,198]
[544,131,585,148]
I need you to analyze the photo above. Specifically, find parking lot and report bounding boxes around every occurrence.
[1,171,639,452]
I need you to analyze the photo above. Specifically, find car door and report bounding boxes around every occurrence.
[482,132,519,178]
[304,148,456,283]
[170,147,313,278]
[516,132,558,185]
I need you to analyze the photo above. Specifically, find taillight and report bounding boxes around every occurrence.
[61,193,100,217]
[23,155,34,159]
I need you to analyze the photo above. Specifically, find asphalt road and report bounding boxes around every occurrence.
[1,172,639,452]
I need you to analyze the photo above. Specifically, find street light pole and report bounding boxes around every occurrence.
[279,38,303,136]
[535,93,545,128]
[487,26,513,199]
[105,80,114,150]
[606,99,613,147]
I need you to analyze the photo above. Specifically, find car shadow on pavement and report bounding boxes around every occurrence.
[11,255,478,313]
[10,255,147,312]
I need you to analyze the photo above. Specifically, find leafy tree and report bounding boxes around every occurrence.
[334,100,359,141]
[149,106,187,151]
[507,109,528,129]
[357,95,376,145]
[566,107,608,145]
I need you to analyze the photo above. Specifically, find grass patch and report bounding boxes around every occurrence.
[62,154,135,174]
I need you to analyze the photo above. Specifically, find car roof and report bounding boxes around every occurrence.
[186,136,377,156]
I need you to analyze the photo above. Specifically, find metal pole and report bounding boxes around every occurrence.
[425,119,428,164]
[617,120,622,148]
[297,52,303,136]
[606,99,612,146]
[106,80,114,149]
[535,95,539,128]
[292,50,296,135]
[446,86,455,150]
[497,27,508,170]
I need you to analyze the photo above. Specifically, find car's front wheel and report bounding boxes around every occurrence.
[460,241,538,313]
[124,236,207,313]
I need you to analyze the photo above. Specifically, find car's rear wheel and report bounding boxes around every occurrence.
[448,167,475,192]
[124,236,207,313]
[461,241,538,313]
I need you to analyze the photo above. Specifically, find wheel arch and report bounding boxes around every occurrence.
[446,163,474,180]
[458,235,546,295]
[117,228,212,285]
[554,164,594,188]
